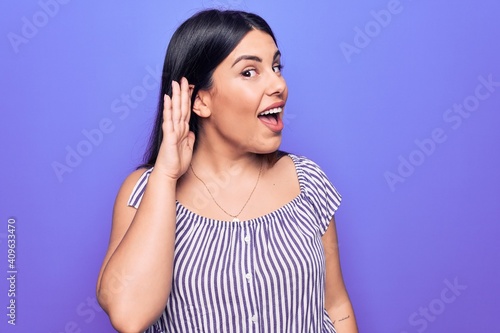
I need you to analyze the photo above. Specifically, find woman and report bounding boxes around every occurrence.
[97,9,358,333]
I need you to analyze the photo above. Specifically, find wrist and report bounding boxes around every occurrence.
[149,169,179,189]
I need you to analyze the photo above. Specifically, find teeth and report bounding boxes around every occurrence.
[259,107,282,116]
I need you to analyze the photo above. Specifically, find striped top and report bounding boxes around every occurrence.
[128,154,341,333]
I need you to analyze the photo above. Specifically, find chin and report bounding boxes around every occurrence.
[253,137,282,155]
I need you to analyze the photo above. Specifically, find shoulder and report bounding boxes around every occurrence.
[116,167,153,210]
[288,153,341,203]
[287,154,342,234]
[287,154,331,184]
[124,167,152,188]
[288,153,323,169]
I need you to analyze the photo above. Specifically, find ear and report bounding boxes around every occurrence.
[192,90,212,118]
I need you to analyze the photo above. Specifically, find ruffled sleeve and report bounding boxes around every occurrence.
[292,155,342,235]
[127,167,154,209]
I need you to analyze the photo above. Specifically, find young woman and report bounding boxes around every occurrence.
[97,9,358,333]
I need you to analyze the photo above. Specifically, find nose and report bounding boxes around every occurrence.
[266,71,287,97]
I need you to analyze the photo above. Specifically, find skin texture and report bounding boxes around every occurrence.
[96,29,358,333]
[193,29,287,156]
[323,217,359,332]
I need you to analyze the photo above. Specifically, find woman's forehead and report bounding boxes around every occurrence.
[225,30,279,64]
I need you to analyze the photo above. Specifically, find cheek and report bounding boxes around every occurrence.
[222,88,261,116]
[239,86,263,109]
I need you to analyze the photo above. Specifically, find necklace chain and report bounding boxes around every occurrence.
[190,161,263,221]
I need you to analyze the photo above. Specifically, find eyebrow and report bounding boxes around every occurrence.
[231,50,281,68]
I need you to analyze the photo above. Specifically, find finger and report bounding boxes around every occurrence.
[180,77,190,122]
[171,80,181,124]
[163,93,174,135]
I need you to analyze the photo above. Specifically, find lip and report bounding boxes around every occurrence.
[258,101,285,133]
[259,101,286,115]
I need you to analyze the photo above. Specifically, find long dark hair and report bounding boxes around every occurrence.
[141,9,286,168]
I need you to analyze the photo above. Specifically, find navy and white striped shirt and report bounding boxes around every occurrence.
[128,154,341,333]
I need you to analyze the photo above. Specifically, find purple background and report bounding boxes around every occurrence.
[1,0,499,332]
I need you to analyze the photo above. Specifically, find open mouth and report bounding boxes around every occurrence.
[257,107,282,126]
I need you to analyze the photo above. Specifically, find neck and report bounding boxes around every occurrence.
[192,139,263,175]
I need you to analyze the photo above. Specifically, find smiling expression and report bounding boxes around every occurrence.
[196,29,289,154]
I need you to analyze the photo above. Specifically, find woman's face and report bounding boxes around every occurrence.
[199,29,288,154]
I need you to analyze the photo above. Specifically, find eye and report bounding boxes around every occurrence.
[273,64,283,74]
[241,69,257,78]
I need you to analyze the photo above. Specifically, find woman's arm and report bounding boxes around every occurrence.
[96,78,195,333]
[322,216,359,333]
[96,169,178,333]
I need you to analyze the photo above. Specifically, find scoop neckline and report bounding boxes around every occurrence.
[175,154,306,225]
